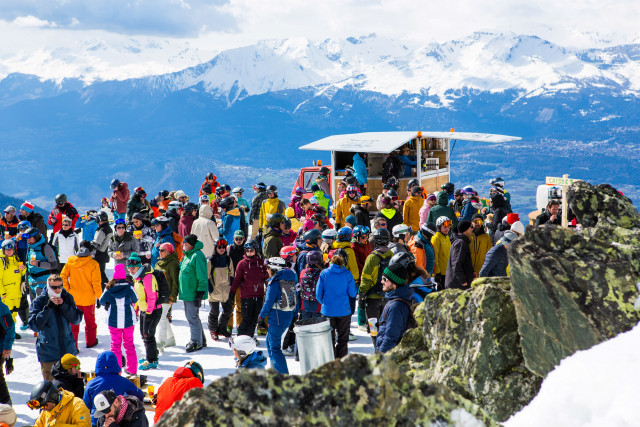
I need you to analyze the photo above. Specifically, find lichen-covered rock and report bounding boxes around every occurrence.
[389,280,541,422]
[156,353,497,426]
[509,181,640,378]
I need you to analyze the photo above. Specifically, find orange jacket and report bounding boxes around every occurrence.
[402,196,423,232]
[154,367,203,422]
[61,254,102,306]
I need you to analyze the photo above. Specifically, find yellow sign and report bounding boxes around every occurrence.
[546,176,581,186]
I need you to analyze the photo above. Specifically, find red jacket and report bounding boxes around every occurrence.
[178,214,195,238]
[48,202,80,233]
[154,367,203,423]
[199,179,219,197]
[110,183,130,214]
[351,241,372,279]
[230,255,268,298]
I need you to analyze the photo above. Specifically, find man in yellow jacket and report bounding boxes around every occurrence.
[0,240,25,324]
[402,186,424,232]
[335,185,360,229]
[60,241,102,349]
[431,216,452,290]
[469,214,493,276]
[29,381,91,427]
[258,185,286,231]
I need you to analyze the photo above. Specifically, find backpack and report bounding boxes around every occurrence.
[151,269,171,304]
[35,242,61,275]
[382,156,403,183]
[171,232,183,260]
[369,250,391,296]
[274,277,297,312]
[299,267,321,302]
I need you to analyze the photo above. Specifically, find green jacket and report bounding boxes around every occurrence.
[178,240,208,301]
[426,191,458,229]
[359,247,392,299]
[313,190,331,212]
[262,227,283,260]
[155,252,180,302]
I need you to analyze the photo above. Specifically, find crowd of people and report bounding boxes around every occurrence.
[0,170,562,426]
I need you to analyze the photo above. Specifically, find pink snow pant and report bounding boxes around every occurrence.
[109,325,137,375]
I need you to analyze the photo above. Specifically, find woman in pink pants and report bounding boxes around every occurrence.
[99,264,138,375]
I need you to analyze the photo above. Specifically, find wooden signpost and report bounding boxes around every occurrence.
[546,174,582,227]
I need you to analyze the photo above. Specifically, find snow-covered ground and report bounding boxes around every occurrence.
[506,323,640,427]
[8,262,374,426]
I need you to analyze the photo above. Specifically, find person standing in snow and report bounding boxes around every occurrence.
[109,179,130,223]
[374,262,415,353]
[155,243,178,350]
[178,202,197,238]
[92,212,113,289]
[258,185,286,233]
[0,298,15,405]
[199,172,220,197]
[179,235,209,353]
[108,219,138,267]
[48,194,80,236]
[445,220,475,290]
[249,183,268,238]
[207,238,235,341]
[127,213,155,265]
[19,202,48,240]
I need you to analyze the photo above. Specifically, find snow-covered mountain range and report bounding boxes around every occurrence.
[1,31,639,211]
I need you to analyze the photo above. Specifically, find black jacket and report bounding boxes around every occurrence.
[20,212,48,240]
[351,204,370,227]
[535,210,561,226]
[250,191,268,222]
[479,243,509,278]
[52,361,85,398]
[445,233,474,290]
[97,395,149,427]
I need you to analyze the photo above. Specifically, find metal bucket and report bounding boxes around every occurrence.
[293,316,334,374]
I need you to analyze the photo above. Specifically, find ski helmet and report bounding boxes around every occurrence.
[17,220,32,232]
[436,216,452,228]
[183,202,198,213]
[280,246,297,262]
[229,335,257,356]
[372,227,391,246]
[110,179,120,190]
[303,229,322,245]
[267,256,288,271]
[55,194,67,206]
[168,201,182,211]
[254,182,267,190]
[387,188,399,200]
[1,240,16,251]
[23,227,40,241]
[206,172,215,181]
[184,361,205,385]
[199,195,210,204]
[441,182,455,194]
[232,187,244,195]
[266,185,278,197]
[294,186,305,195]
[389,251,416,270]
[96,211,109,222]
[420,222,437,238]
[28,381,60,410]
[214,237,228,249]
[244,239,258,252]
[392,223,411,238]
[267,212,286,228]
[407,178,420,189]
[352,225,370,239]
[321,228,337,241]
[220,197,235,211]
[462,186,477,196]
[411,185,424,196]
[490,177,505,188]
[318,166,330,176]
[332,248,349,264]
[336,227,353,242]
[306,250,323,266]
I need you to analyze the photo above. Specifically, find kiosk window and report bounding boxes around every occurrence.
[303,171,319,191]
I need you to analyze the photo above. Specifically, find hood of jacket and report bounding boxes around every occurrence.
[264,227,282,239]
[172,366,200,381]
[109,280,135,298]
[95,351,121,375]
[273,268,297,282]
[326,263,350,275]
[51,360,72,379]
[380,208,397,220]
[28,234,46,249]
[156,252,179,269]
[180,214,196,225]
[437,191,449,207]
[185,240,204,256]
[199,204,214,219]
[242,350,267,368]
[66,253,95,269]
[225,207,241,217]
[385,283,415,300]
[157,226,173,238]
[313,190,327,200]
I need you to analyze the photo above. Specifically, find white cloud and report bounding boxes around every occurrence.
[12,15,56,28]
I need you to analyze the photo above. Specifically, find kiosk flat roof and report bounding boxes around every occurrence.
[299,131,521,153]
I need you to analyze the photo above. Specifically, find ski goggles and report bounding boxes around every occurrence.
[114,219,126,226]
[215,239,228,248]
[473,219,484,225]
[27,399,44,410]
[441,220,452,227]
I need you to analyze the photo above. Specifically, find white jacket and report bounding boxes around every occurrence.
[191,205,220,258]
[52,231,80,263]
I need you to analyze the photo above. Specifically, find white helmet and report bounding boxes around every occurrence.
[229,335,256,355]
[436,216,452,228]
[267,257,288,271]
[392,223,412,237]
[168,201,182,211]
[321,229,337,241]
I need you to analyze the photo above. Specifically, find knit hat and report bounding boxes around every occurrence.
[61,354,81,370]
[174,190,187,199]
[502,230,518,244]
[427,193,437,201]
[358,195,372,204]
[184,234,198,247]
[310,183,320,192]
[127,252,142,267]
[0,403,17,426]
[20,202,34,213]
[510,221,525,235]
[383,263,407,286]
[458,220,472,234]
[303,220,314,231]
[132,212,144,221]
[471,213,484,221]
[506,213,519,224]
[113,264,127,280]
[234,230,245,238]
[160,242,175,254]
[345,215,357,226]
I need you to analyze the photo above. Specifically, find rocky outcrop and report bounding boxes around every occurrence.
[508,181,640,377]
[389,278,541,422]
[156,353,497,426]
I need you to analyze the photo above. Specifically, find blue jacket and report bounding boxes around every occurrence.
[12,236,29,262]
[27,235,59,289]
[352,153,367,186]
[28,288,82,362]
[79,218,99,243]
[84,351,144,425]
[151,226,174,266]
[240,350,267,369]
[295,246,320,278]
[397,155,417,177]
[0,300,15,351]
[375,285,415,353]
[316,263,357,317]
[99,280,138,329]
[479,243,509,277]
[259,268,298,322]
[220,209,242,243]
[460,202,478,222]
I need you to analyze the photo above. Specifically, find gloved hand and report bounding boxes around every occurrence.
[194,291,204,308]
[228,291,235,303]
[96,300,101,309]
[257,317,264,325]
[51,208,60,217]
[21,282,29,294]
[49,217,57,225]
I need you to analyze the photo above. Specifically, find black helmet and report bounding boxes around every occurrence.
[441,182,455,194]
[55,194,67,206]
[372,227,391,246]
[28,380,60,409]
[161,190,170,198]
[206,172,215,180]
[390,251,415,269]
[24,227,41,240]
[303,229,322,245]
[220,197,235,211]
[183,202,198,213]
[244,239,258,252]
[223,184,232,193]
[407,178,420,189]
[411,185,424,196]
[267,212,286,228]
[110,179,121,190]
[333,248,349,265]
[215,186,225,196]
[266,185,278,196]
[319,166,330,176]
[97,211,109,222]
[184,361,205,385]
[420,222,437,239]
[387,188,398,199]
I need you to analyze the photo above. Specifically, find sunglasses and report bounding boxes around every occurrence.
[381,276,390,283]
[62,223,71,226]
[159,249,167,253]
[379,223,387,227]
[245,248,255,252]
[234,237,243,241]
[116,226,126,230]
[126,260,141,266]
[49,284,63,290]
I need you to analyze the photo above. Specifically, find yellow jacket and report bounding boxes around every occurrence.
[35,390,91,427]
[403,196,423,232]
[332,241,360,281]
[470,233,493,275]
[335,197,357,229]
[61,255,102,307]
[259,198,285,230]
[0,253,25,302]
[431,232,451,276]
